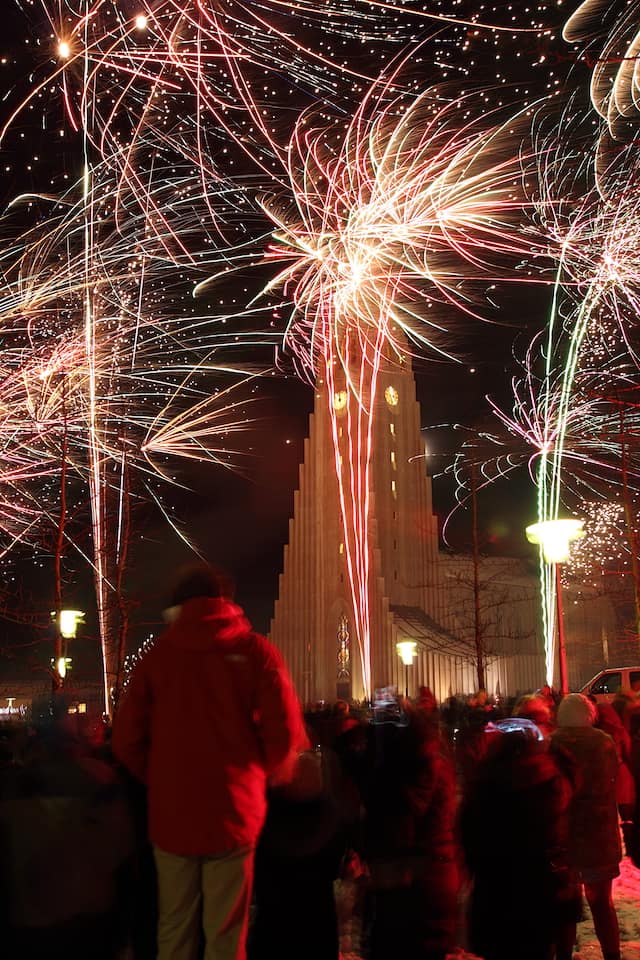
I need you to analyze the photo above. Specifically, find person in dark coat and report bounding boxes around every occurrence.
[596,702,636,854]
[611,689,636,731]
[551,694,622,960]
[416,686,438,716]
[456,697,493,787]
[0,722,134,960]
[461,717,575,960]
[441,696,461,745]
[361,709,459,960]
[248,741,356,960]
[628,704,640,867]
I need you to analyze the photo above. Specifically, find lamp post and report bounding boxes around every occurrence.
[52,609,85,688]
[526,519,585,696]
[396,640,417,698]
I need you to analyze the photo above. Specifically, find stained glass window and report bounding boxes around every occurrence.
[337,614,351,680]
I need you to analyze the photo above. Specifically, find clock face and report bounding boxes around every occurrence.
[333,390,348,411]
[385,385,399,407]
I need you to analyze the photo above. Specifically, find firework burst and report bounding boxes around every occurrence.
[564,0,640,183]
[196,72,553,696]
[0,166,265,706]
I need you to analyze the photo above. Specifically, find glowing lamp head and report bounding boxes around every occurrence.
[135,14,148,30]
[396,640,417,666]
[526,519,585,564]
[59,609,85,639]
[58,40,71,59]
[56,656,67,679]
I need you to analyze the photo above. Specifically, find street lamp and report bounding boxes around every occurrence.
[396,640,417,698]
[59,609,84,639]
[51,609,85,686]
[526,519,584,695]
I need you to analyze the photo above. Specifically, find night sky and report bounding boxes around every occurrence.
[0,1,610,681]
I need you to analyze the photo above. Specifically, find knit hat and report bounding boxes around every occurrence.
[170,563,233,606]
[556,693,597,727]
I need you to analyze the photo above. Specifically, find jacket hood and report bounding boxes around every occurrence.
[557,693,596,728]
[164,596,252,651]
[480,738,562,792]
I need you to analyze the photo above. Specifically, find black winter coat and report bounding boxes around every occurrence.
[461,734,575,960]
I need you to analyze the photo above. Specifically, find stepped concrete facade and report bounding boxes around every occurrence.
[270,356,618,703]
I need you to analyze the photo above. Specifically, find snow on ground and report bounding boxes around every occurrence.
[573,855,640,960]
[337,855,640,960]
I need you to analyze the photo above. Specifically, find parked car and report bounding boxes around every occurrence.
[580,667,640,703]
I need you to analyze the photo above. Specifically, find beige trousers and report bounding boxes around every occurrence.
[153,845,254,960]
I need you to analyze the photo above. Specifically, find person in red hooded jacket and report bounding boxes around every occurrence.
[113,563,304,960]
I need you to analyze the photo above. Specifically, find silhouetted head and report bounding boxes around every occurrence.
[418,686,437,710]
[556,693,596,728]
[596,702,623,730]
[612,688,635,712]
[514,694,553,735]
[478,718,546,785]
[170,563,234,607]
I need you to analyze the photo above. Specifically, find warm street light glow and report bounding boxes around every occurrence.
[134,14,148,30]
[526,519,585,564]
[526,518,585,696]
[58,40,71,59]
[396,640,417,666]
[56,656,67,679]
[59,609,85,639]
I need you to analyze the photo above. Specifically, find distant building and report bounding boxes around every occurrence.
[0,679,103,722]
[270,354,619,702]
[0,695,31,721]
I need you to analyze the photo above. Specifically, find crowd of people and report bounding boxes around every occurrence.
[1,564,639,960]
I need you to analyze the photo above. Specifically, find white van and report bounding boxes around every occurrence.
[579,667,640,703]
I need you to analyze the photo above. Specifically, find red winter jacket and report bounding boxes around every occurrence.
[112,597,304,856]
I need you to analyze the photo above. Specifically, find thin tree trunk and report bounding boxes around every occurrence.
[113,450,131,713]
[53,376,69,691]
[471,465,485,690]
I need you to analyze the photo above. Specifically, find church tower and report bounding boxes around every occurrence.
[270,353,476,703]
